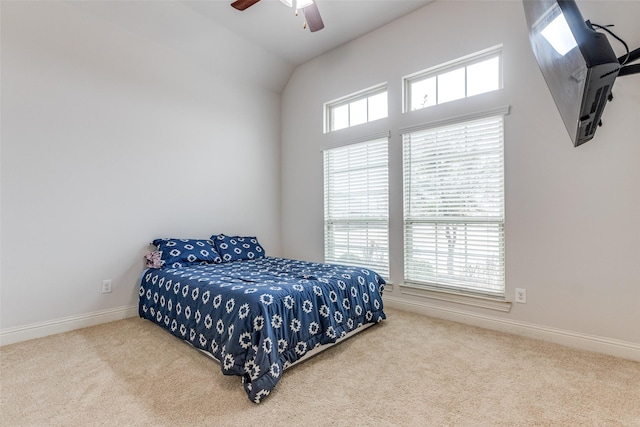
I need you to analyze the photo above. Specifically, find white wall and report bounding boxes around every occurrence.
[281,1,640,348]
[1,2,284,332]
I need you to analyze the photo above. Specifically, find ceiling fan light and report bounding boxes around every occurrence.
[297,0,313,9]
[280,0,293,7]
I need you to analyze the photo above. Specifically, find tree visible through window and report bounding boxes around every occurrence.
[403,114,506,296]
[324,138,389,277]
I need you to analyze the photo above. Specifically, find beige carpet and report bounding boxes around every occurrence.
[1,308,639,426]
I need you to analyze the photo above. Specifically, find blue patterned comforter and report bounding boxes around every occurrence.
[138,257,386,403]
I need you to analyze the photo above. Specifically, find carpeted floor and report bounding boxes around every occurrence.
[1,308,639,426]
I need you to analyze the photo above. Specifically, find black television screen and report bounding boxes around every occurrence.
[522,0,620,147]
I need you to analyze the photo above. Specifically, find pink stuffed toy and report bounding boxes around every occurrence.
[144,251,164,268]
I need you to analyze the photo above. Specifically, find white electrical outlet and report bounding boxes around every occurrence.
[101,279,112,294]
[515,288,526,304]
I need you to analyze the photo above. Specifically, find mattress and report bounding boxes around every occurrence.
[138,256,386,403]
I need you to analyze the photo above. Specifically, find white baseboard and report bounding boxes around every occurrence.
[384,296,640,362]
[0,305,139,346]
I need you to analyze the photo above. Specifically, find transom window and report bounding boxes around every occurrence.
[323,137,389,277]
[325,84,388,133]
[404,46,502,112]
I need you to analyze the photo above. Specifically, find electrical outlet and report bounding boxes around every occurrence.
[101,279,112,294]
[515,288,526,304]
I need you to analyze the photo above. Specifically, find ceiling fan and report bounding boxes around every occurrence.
[231,0,325,32]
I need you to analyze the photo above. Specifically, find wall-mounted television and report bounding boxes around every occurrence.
[522,0,638,147]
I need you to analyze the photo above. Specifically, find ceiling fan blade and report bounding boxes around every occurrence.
[303,2,324,32]
[231,0,261,11]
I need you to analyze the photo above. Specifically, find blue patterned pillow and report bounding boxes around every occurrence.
[151,238,222,268]
[211,234,265,262]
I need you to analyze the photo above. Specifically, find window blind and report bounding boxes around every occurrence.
[403,115,505,295]
[324,138,389,278]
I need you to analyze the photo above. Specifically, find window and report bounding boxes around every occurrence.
[324,137,389,277]
[404,46,502,112]
[325,85,388,133]
[403,114,505,296]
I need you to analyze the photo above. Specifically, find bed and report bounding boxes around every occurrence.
[138,236,386,403]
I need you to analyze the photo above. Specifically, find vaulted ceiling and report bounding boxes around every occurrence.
[66,1,639,93]
[185,0,434,65]
[69,0,434,92]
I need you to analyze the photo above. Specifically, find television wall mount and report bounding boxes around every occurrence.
[617,47,640,77]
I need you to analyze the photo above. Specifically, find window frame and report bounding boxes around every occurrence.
[401,109,508,298]
[403,45,503,113]
[324,84,388,133]
[323,136,390,278]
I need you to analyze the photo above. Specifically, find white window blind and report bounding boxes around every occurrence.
[324,138,389,278]
[403,115,505,296]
